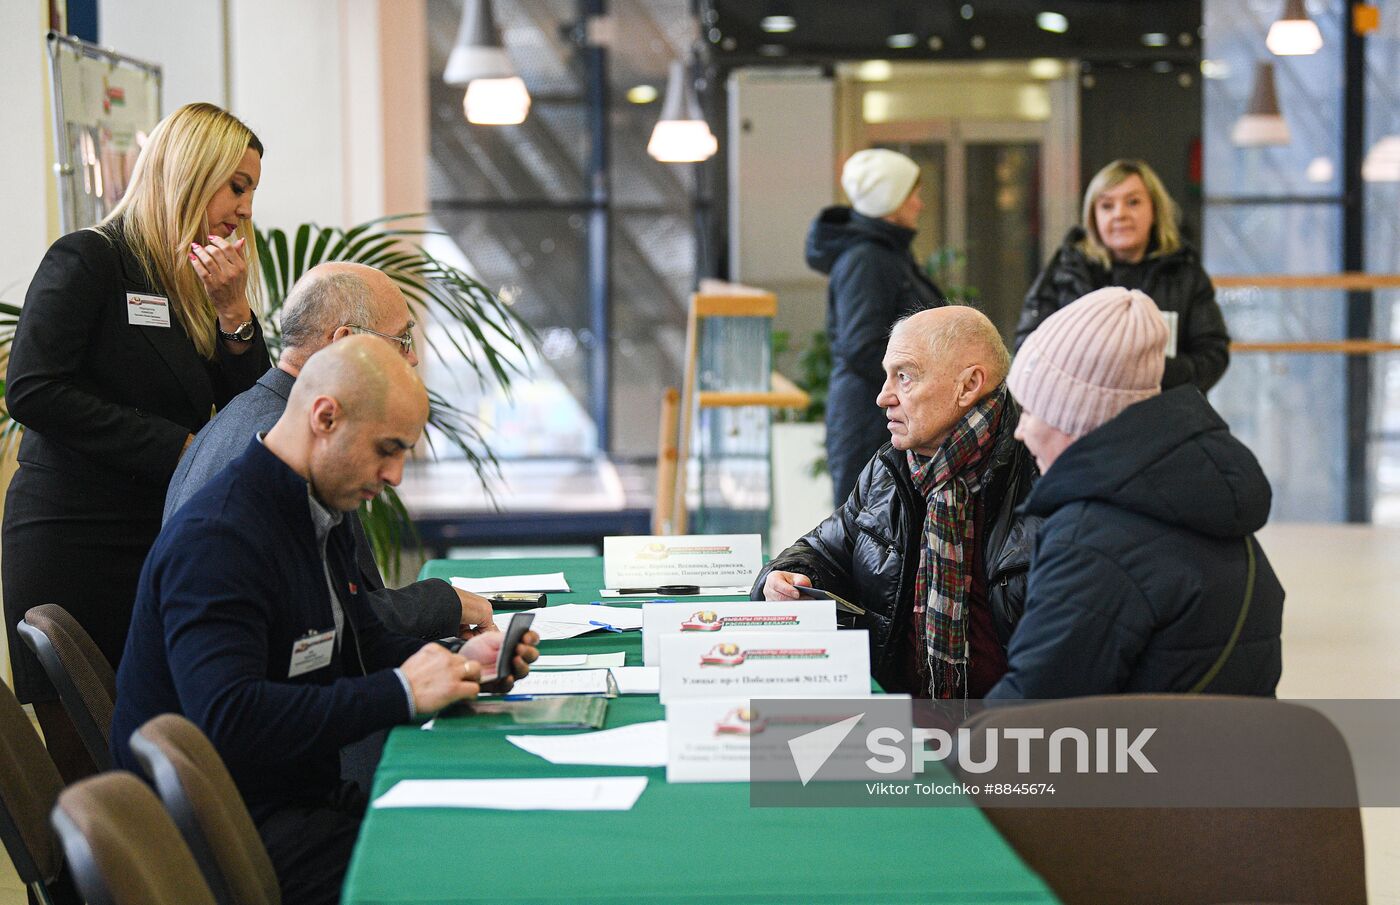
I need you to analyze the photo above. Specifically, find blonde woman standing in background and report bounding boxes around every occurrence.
[3,103,269,779]
[1015,158,1230,392]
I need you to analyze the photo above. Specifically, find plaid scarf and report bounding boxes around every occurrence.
[907,385,1007,699]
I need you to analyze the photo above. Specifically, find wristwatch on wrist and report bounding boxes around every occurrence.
[217,318,256,343]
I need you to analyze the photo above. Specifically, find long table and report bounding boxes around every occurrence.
[341,557,1057,904]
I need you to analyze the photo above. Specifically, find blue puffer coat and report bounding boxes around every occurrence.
[987,386,1284,699]
[805,206,946,505]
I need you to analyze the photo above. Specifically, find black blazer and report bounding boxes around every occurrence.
[6,228,269,489]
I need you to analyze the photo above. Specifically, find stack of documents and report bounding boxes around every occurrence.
[512,604,644,641]
[532,652,626,670]
[484,668,617,698]
[373,777,648,811]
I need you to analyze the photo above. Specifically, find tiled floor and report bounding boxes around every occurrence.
[0,522,1396,903]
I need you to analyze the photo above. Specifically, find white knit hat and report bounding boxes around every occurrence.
[841,149,920,218]
[1007,286,1168,437]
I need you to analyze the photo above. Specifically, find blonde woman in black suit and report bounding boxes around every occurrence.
[3,102,269,778]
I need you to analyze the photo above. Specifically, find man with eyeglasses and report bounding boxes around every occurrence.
[165,262,493,644]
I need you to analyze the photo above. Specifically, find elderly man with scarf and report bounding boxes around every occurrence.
[755,307,1037,698]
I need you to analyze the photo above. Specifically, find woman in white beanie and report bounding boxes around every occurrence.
[988,286,1283,699]
[1014,158,1230,393]
[806,148,946,506]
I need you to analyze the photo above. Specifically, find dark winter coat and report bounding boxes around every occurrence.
[987,386,1283,699]
[806,207,946,505]
[754,397,1038,693]
[1015,227,1230,392]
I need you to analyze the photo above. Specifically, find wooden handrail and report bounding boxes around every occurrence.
[1213,273,1400,290]
[1230,340,1400,355]
[698,390,812,409]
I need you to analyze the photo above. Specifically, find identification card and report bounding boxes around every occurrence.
[126,292,172,328]
[657,630,870,703]
[1160,310,1179,359]
[642,600,837,666]
[288,629,336,677]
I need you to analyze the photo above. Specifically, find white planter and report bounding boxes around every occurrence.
[770,422,833,555]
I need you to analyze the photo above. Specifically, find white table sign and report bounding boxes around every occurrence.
[665,695,909,783]
[642,600,837,666]
[657,630,870,703]
[602,534,763,591]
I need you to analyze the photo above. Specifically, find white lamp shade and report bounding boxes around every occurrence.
[1233,62,1290,147]
[1363,135,1400,182]
[648,59,717,163]
[1232,114,1292,146]
[465,77,531,125]
[647,119,718,163]
[1266,0,1323,55]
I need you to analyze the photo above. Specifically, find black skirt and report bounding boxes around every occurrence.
[3,461,164,703]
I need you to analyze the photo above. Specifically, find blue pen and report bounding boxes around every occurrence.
[588,620,623,633]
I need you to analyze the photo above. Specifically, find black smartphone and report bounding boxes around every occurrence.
[479,612,535,693]
[795,584,867,616]
[488,592,547,610]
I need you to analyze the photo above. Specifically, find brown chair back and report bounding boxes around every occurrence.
[18,604,116,770]
[0,677,66,893]
[130,715,280,905]
[51,771,217,905]
[958,695,1366,905]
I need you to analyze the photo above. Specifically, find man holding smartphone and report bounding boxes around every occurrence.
[111,337,539,905]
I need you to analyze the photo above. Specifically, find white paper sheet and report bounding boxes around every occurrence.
[372,777,648,811]
[598,586,750,598]
[485,668,613,697]
[507,721,668,767]
[609,666,660,695]
[449,572,571,594]
[533,652,627,670]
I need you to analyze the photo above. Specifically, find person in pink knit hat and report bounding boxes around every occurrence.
[987,286,1284,698]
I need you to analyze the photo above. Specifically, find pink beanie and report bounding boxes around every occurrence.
[1006,286,1168,436]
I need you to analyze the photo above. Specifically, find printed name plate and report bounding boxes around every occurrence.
[665,695,910,783]
[657,630,870,703]
[642,600,837,666]
[602,534,763,590]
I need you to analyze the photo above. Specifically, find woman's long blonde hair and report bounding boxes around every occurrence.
[1076,158,1181,269]
[98,103,263,359]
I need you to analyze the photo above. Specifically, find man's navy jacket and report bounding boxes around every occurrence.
[111,438,422,819]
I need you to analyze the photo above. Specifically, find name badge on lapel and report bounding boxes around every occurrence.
[126,292,171,328]
[288,629,336,677]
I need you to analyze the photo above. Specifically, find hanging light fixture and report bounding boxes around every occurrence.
[1362,136,1400,182]
[1232,62,1291,147]
[443,0,530,125]
[1266,0,1323,56]
[647,58,718,163]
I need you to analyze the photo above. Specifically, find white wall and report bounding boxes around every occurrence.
[99,0,227,111]
[0,2,54,302]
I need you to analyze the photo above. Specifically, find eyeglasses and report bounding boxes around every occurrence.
[344,323,414,355]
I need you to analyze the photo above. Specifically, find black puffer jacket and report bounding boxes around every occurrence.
[1015,227,1230,391]
[987,386,1283,699]
[753,399,1037,693]
[806,206,946,505]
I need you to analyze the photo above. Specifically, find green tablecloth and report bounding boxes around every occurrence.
[341,557,1057,904]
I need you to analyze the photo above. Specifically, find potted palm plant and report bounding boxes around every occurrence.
[255,214,530,580]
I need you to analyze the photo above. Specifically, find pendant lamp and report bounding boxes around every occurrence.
[1266,0,1323,56]
[1232,62,1290,147]
[647,59,718,163]
[444,0,530,125]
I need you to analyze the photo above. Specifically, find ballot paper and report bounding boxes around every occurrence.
[511,604,645,641]
[372,777,648,811]
[449,572,571,594]
[533,652,627,670]
[483,668,616,698]
[609,666,661,695]
[507,720,668,767]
